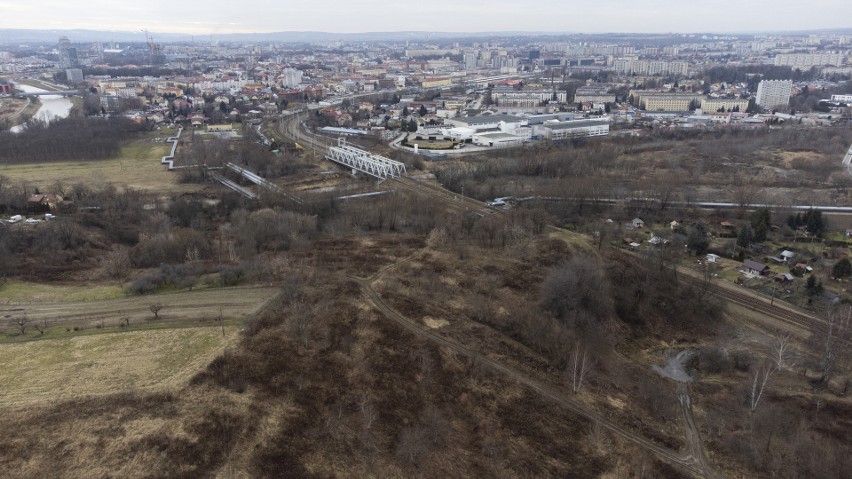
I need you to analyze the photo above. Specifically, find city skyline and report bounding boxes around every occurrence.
[0,0,850,37]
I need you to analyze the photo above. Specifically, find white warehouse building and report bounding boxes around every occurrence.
[533,119,610,141]
[472,132,525,148]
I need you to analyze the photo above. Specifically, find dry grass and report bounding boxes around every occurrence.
[0,325,238,407]
[0,280,124,302]
[0,285,280,342]
[0,132,203,194]
[0,97,39,124]
[548,227,594,252]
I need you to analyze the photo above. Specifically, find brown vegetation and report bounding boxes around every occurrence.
[3,118,852,478]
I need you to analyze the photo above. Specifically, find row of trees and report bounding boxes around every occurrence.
[0,116,147,164]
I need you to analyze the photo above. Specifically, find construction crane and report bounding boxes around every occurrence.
[141,29,163,64]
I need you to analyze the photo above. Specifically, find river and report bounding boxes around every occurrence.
[9,82,74,133]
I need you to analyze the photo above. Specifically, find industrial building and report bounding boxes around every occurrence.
[532,120,610,141]
[472,131,525,148]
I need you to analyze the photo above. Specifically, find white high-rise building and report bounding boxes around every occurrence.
[281,68,303,88]
[464,52,477,70]
[756,80,793,109]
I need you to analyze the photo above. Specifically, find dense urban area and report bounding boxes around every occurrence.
[2,28,852,478]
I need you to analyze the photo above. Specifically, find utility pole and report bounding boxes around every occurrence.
[461,183,467,212]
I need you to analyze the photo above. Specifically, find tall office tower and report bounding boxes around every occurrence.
[58,36,79,68]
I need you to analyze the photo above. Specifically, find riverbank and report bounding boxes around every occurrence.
[0,97,41,127]
[13,78,67,92]
[6,82,73,132]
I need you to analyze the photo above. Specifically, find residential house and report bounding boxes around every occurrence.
[743,259,770,276]
[632,218,645,229]
[27,194,62,212]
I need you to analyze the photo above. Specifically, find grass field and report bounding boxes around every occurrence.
[0,280,125,302]
[0,325,238,407]
[0,285,280,343]
[0,130,203,194]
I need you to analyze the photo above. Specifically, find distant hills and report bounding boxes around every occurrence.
[0,29,565,44]
[1,27,851,45]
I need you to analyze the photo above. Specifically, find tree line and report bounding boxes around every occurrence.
[0,116,147,164]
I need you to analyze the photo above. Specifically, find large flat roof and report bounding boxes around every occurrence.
[474,132,522,140]
[458,114,525,125]
[545,120,609,130]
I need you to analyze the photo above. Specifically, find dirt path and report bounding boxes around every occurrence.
[353,252,724,479]
[677,383,723,479]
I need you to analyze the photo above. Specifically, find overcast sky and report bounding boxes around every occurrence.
[0,1,849,35]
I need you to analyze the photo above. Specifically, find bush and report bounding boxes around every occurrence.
[220,264,245,286]
[731,350,754,372]
[698,347,731,374]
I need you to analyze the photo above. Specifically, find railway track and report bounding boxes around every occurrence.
[392,176,497,215]
[709,283,812,330]
[681,271,852,348]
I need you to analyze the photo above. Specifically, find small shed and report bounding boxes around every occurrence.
[774,273,795,282]
[632,218,645,229]
[706,254,721,263]
[794,262,813,273]
[780,250,796,262]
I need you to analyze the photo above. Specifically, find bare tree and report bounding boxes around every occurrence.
[733,181,764,210]
[287,300,313,349]
[541,256,613,322]
[12,316,29,335]
[356,390,377,431]
[149,303,163,319]
[568,343,592,393]
[771,331,795,371]
[695,262,718,302]
[395,426,429,466]
[587,420,610,452]
[101,247,130,279]
[33,319,48,335]
[748,361,775,413]
[812,306,852,386]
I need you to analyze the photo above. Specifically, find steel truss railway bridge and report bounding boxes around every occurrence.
[325,138,406,179]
